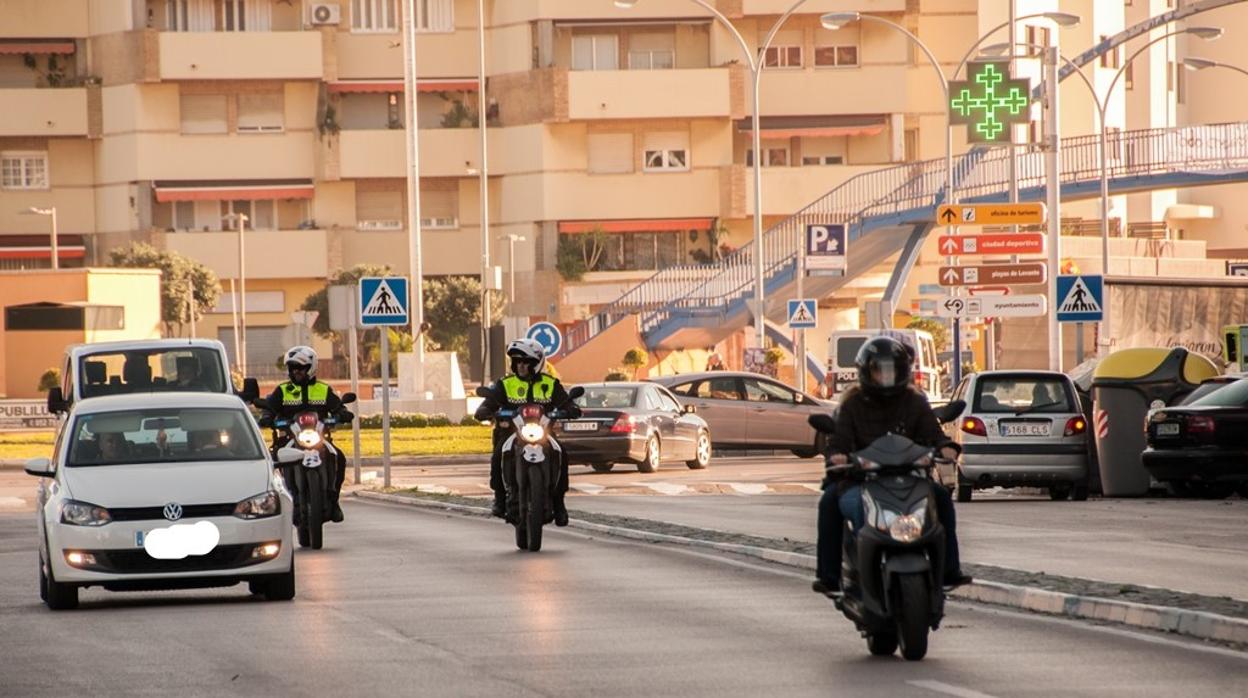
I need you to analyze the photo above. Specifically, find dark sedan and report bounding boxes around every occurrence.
[1143,377,1248,498]
[557,382,711,473]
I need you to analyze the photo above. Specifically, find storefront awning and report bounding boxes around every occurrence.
[153,180,315,202]
[327,79,479,94]
[0,41,75,55]
[737,115,888,139]
[558,218,715,234]
[0,234,85,260]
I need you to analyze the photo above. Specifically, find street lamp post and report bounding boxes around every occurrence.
[223,212,249,376]
[23,206,59,270]
[402,0,426,402]
[617,0,810,377]
[1184,56,1248,79]
[499,233,526,306]
[476,0,492,382]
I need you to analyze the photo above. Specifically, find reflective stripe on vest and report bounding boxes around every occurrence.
[280,381,330,406]
[501,374,556,404]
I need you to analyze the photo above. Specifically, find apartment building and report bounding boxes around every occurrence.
[3,0,1244,378]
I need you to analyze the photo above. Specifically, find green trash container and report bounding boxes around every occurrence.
[1091,347,1219,496]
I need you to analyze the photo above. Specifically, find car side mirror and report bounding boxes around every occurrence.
[808,413,837,434]
[24,457,54,478]
[341,391,357,405]
[934,400,967,425]
[682,404,697,414]
[46,387,68,415]
[794,393,805,403]
[238,378,260,403]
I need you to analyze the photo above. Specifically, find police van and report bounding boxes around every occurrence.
[824,329,943,402]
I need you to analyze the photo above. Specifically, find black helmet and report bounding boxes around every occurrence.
[855,336,913,399]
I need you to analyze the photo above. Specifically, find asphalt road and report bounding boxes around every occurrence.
[2,500,1247,697]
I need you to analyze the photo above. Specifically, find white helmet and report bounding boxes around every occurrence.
[506,338,546,376]
[283,345,318,381]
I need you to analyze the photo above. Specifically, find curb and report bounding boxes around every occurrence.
[354,490,1248,647]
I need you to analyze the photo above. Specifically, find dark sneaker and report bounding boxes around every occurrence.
[553,500,569,527]
[491,497,506,519]
[331,504,345,523]
[943,572,973,589]
[812,578,840,595]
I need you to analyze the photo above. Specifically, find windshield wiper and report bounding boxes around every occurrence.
[1013,400,1067,416]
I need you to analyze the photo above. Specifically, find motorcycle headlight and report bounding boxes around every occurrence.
[888,515,924,543]
[520,423,546,444]
[296,429,322,449]
[60,499,112,527]
[234,492,281,520]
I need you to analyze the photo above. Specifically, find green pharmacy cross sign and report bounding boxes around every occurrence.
[949,61,1032,144]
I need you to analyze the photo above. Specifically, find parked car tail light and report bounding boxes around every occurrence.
[1064,417,1087,437]
[610,416,636,434]
[1187,415,1216,434]
[961,416,987,437]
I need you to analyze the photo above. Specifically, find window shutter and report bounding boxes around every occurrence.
[421,187,457,220]
[357,191,403,225]
[180,94,227,134]
[587,133,634,174]
[238,93,284,132]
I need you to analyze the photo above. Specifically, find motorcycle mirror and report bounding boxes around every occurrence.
[475,386,493,399]
[275,446,306,464]
[341,391,357,405]
[568,386,586,400]
[934,400,966,424]
[808,413,837,434]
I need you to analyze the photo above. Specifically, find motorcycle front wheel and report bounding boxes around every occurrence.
[895,573,931,661]
[304,467,325,550]
[525,465,546,552]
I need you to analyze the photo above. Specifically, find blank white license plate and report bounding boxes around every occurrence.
[1000,423,1050,437]
[563,421,598,432]
[1157,423,1180,436]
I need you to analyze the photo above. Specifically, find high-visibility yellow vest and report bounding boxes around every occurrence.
[280,381,330,407]
[501,374,556,404]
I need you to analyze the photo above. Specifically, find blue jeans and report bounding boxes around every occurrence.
[816,482,961,585]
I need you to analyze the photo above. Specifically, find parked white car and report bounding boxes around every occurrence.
[25,392,295,610]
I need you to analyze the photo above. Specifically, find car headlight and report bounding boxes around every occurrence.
[60,499,112,527]
[519,423,546,444]
[234,492,281,519]
[295,429,321,449]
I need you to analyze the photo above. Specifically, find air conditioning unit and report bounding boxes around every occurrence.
[310,3,341,26]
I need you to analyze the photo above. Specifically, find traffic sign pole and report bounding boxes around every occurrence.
[1044,44,1063,372]
[349,286,361,487]
[381,328,391,489]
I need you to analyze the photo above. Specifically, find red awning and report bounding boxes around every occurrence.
[154,183,315,202]
[328,79,479,94]
[0,41,75,55]
[558,218,714,234]
[0,247,85,260]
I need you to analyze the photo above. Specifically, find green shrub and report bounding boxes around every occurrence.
[603,369,629,382]
[427,413,452,427]
[460,414,484,426]
[37,368,60,393]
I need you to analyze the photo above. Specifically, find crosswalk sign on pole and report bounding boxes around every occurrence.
[1055,274,1104,323]
[787,299,817,329]
[359,277,410,327]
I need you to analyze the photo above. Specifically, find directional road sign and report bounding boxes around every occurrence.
[787,299,817,329]
[936,203,1047,227]
[1056,274,1104,323]
[526,322,563,357]
[805,224,846,273]
[938,262,1047,287]
[948,60,1033,144]
[935,294,1047,320]
[359,276,409,327]
[938,233,1045,256]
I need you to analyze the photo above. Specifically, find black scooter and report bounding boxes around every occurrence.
[808,400,964,662]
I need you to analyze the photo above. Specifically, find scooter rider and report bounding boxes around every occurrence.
[813,336,971,595]
[475,338,581,526]
[259,345,352,522]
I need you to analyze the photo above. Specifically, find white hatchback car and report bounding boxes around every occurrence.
[25,392,295,610]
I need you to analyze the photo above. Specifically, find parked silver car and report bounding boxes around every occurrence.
[648,372,831,457]
[942,370,1090,502]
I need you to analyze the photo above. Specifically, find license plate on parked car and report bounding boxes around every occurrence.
[1000,423,1050,437]
[562,421,598,432]
[1157,423,1180,436]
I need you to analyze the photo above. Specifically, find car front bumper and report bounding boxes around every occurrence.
[1142,449,1248,482]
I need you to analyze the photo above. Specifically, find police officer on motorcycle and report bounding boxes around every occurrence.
[259,345,352,522]
[475,338,581,526]
[813,336,971,595]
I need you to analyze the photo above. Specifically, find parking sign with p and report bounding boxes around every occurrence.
[806,224,847,274]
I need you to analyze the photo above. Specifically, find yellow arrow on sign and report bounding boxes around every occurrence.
[936,203,1047,226]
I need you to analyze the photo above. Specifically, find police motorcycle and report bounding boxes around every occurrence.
[262,392,356,550]
[476,384,584,552]
[808,400,965,662]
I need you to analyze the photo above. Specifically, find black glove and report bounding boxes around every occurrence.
[257,414,275,429]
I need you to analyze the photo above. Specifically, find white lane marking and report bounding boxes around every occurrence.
[571,483,605,495]
[642,482,690,496]
[800,483,822,492]
[415,484,450,495]
[0,496,27,508]
[728,483,769,495]
[907,680,1000,698]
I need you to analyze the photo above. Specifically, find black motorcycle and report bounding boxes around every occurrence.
[808,400,964,662]
[476,385,584,552]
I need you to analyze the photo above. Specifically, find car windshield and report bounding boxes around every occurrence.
[1187,378,1248,407]
[974,376,1074,413]
[66,407,264,466]
[576,387,637,409]
[78,347,228,398]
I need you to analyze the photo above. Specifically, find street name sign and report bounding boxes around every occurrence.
[935,294,1047,320]
[359,277,409,327]
[936,203,1047,226]
[938,263,1047,287]
[938,233,1045,256]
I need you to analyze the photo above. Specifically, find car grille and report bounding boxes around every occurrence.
[108,503,237,521]
[89,544,260,574]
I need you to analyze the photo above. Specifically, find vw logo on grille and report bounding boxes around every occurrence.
[162,502,183,521]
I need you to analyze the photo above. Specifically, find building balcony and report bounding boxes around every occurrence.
[337,129,481,179]
[756,66,907,116]
[739,0,905,14]
[98,133,316,182]
[0,88,88,136]
[566,68,733,121]
[744,164,883,216]
[164,229,328,280]
[157,31,322,80]
[504,170,722,222]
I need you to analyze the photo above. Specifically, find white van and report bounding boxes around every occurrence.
[824,329,943,402]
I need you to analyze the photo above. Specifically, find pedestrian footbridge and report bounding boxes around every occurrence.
[560,121,1248,367]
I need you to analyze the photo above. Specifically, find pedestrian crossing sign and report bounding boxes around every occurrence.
[787,299,817,329]
[359,276,410,327]
[1055,274,1103,323]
